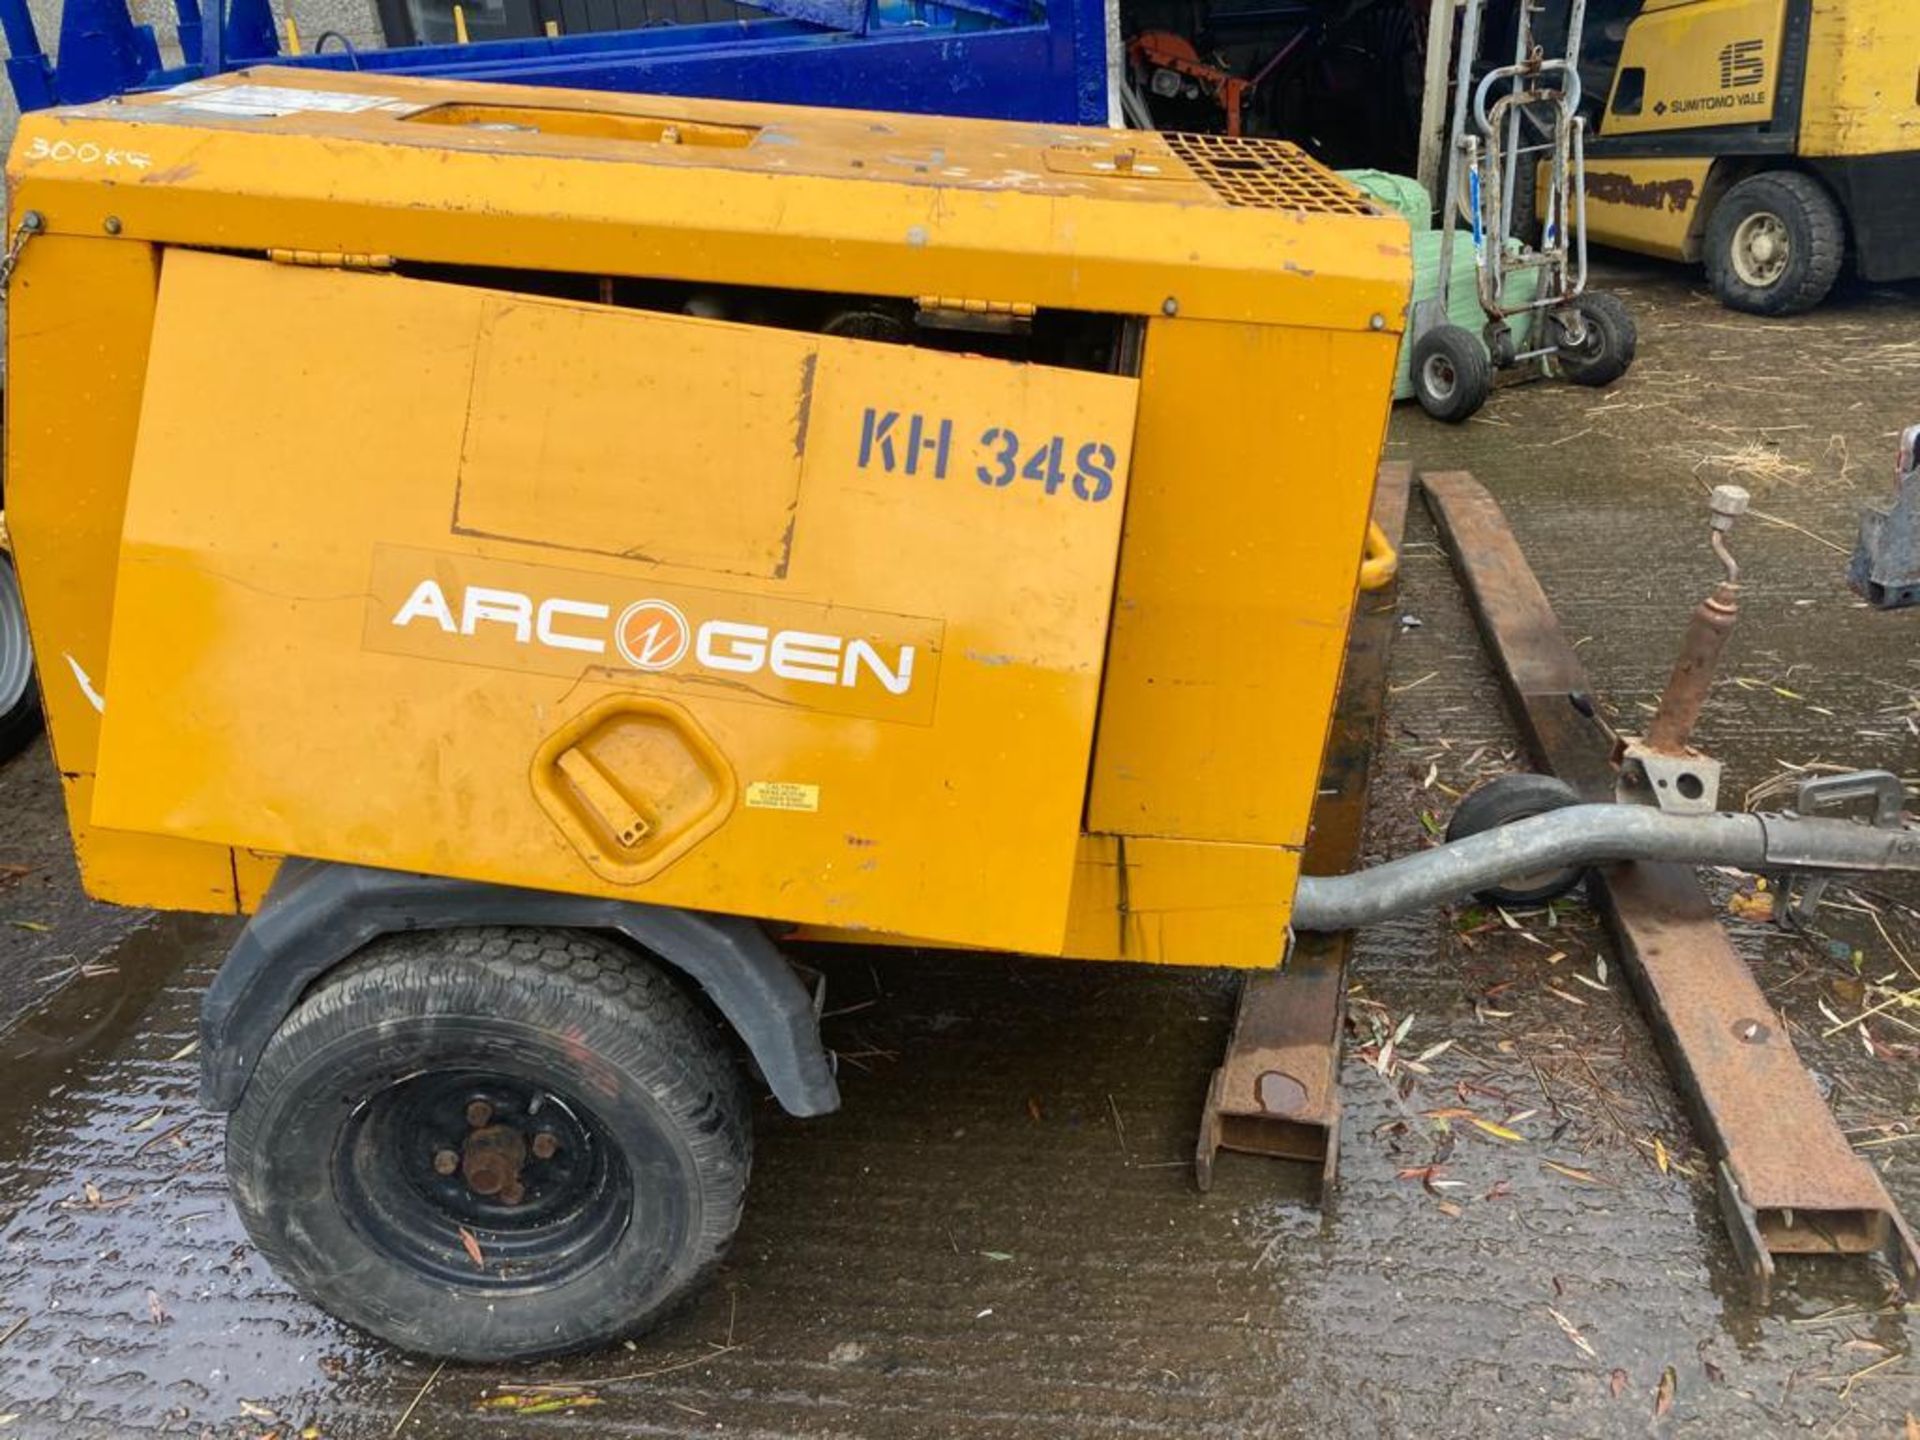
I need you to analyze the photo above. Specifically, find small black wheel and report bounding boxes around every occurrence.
[1412,324,1492,423]
[1550,291,1637,388]
[0,551,42,764]
[227,927,751,1361]
[1703,171,1845,316]
[1445,773,1587,908]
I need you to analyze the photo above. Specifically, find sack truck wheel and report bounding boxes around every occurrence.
[1445,773,1588,908]
[1412,324,1493,423]
[1703,170,1845,317]
[226,927,752,1362]
[1550,291,1638,388]
[0,551,42,764]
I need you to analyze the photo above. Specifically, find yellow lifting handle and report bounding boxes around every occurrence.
[1358,519,1399,592]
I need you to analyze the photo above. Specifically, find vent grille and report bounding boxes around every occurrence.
[1162,132,1376,214]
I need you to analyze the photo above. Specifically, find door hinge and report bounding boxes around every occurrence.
[268,248,396,271]
[914,295,1036,334]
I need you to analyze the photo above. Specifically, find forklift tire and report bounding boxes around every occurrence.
[1445,773,1587,908]
[0,552,41,764]
[1550,292,1637,388]
[226,927,751,1361]
[1704,171,1845,316]
[1411,325,1492,423]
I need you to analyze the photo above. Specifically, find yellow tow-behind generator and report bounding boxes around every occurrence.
[5,70,1409,1358]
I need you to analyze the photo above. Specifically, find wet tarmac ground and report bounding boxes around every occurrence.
[1,258,1918,1436]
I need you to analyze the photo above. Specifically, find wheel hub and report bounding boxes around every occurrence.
[1731,212,1790,288]
[460,1123,530,1203]
[337,1068,629,1290]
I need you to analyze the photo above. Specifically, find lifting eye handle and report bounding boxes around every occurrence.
[1358,520,1399,592]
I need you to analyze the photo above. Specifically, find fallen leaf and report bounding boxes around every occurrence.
[1435,1200,1463,1218]
[146,1289,169,1326]
[238,1401,278,1421]
[1415,1040,1455,1064]
[1025,1097,1042,1123]
[1470,1117,1524,1143]
[980,1251,1014,1262]
[6,921,49,933]
[1654,1136,1670,1175]
[519,1397,602,1416]
[1728,891,1775,923]
[458,1226,484,1269]
[1654,1364,1676,1418]
[1543,1160,1606,1186]
[83,1181,102,1207]
[1610,1368,1629,1399]
[1547,1306,1596,1360]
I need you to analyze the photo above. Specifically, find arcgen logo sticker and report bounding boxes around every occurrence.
[615,600,692,672]
[368,547,939,725]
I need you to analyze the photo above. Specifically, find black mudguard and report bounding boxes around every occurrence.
[199,858,840,1118]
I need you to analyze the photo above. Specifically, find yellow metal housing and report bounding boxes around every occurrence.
[6,71,1408,967]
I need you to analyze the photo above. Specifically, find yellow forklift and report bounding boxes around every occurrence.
[1561,0,1919,313]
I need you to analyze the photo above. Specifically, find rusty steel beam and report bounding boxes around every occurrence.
[1194,461,1412,1193]
[1420,468,1920,1302]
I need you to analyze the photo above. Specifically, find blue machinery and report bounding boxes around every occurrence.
[0,0,1110,124]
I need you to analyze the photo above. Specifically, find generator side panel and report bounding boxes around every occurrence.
[1086,316,1396,857]
[3,233,245,914]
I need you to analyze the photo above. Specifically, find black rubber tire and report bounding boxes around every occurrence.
[1445,773,1587,908]
[1506,154,1541,249]
[227,927,751,1361]
[1703,171,1845,316]
[0,552,42,764]
[1411,324,1492,423]
[1550,291,1637,388]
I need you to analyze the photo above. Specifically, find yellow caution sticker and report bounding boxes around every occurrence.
[745,781,820,813]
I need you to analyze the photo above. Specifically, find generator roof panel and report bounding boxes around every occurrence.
[14,68,1412,330]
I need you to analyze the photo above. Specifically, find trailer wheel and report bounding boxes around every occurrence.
[0,552,41,764]
[226,927,751,1361]
[1550,292,1637,388]
[1446,773,1587,908]
[1412,325,1492,423]
[1704,171,1845,316]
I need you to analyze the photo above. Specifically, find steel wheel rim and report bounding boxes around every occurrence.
[1422,352,1458,402]
[335,1067,633,1290]
[0,559,33,717]
[1731,212,1790,288]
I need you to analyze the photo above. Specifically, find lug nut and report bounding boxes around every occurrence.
[465,1100,493,1128]
[432,1149,460,1176]
[531,1132,559,1160]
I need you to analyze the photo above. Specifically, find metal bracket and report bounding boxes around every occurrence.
[1614,739,1722,815]
[1849,423,1920,609]
[1778,769,1910,926]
